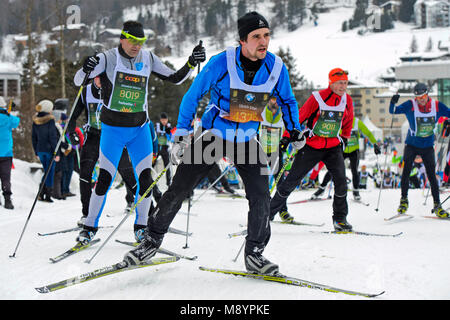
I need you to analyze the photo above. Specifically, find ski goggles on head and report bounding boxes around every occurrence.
[331,70,349,77]
[121,31,147,45]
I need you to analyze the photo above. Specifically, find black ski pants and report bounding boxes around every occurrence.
[401,144,440,203]
[0,157,12,197]
[147,131,271,256]
[270,144,348,221]
[320,150,359,190]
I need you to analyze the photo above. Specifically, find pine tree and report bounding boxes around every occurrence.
[425,37,433,52]
[276,47,305,89]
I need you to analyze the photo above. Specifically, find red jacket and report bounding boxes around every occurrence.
[294,87,354,149]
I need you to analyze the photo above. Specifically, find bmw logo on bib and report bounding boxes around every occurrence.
[329,112,334,117]
[245,93,256,103]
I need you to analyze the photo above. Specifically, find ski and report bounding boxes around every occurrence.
[272,220,325,227]
[114,239,198,261]
[384,213,414,222]
[311,230,403,237]
[38,227,81,236]
[228,230,247,238]
[168,227,192,237]
[36,256,180,293]
[351,199,370,207]
[423,215,450,220]
[38,225,114,237]
[49,239,101,263]
[288,198,331,205]
[199,267,384,298]
[215,193,245,199]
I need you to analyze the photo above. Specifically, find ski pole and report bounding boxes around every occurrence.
[183,195,192,249]
[270,150,297,196]
[424,132,446,205]
[10,70,92,258]
[191,164,234,206]
[375,113,395,212]
[84,165,169,264]
[232,239,245,263]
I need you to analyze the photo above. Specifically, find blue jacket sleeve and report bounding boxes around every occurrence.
[437,101,450,119]
[175,55,223,137]
[273,65,300,132]
[10,114,20,129]
[389,100,412,114]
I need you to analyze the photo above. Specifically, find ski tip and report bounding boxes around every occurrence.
[35,286,50,294]
[369,290,385,298]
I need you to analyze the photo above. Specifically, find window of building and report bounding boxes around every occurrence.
[0,79,4,96]
[380,118,385,123]
[380,108,385,113]
[366,108,371,113]
[380,99,385,104]
[366,99,371,104]
[365,89,371,94]
[7,80,18,97]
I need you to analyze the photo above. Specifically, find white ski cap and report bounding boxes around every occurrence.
[0,96,6,108]
[36,99,54,113]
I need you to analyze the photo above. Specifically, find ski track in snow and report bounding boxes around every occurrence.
[2,156,450,300]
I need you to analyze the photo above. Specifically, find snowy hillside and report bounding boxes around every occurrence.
[2,153,450,303]
[169,7,449,88]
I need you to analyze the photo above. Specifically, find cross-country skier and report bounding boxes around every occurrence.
[156,112,172,187]
[123,12,302,275]
[72,20,204,244]
[0,96,20,209]
[312,117,380,200]
[389,83,450,218]
[270,68,354,231]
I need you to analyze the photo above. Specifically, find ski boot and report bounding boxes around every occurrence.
[123,233,160,266]
[245,250,279,275]
[353,190,361,201]
[279,211,294,223]
[76,228,96,245]
[125,202,134,213]
[333,216,353,232]
[311,186,325,200]
[4,195,14,210]
[432,202,449,219]
[77,216,86,228]
[134,225,147,243]
[397,198,409,214]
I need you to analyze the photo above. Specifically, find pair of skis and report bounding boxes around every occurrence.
[35,257,384,298]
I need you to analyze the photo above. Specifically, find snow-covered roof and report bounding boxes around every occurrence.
[0,62,20,75]
[51,23,87,32]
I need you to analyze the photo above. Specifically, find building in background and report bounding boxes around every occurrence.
[0,62,21,104]
[414,0,450,28]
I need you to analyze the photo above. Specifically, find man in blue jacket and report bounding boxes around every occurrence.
[390,83,450,218]
[123,12,304,275]
[0,97,20,209]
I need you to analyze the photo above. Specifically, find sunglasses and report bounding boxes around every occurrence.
[415,93,428,99]
[331,70,349,77]
[121,31,147,46]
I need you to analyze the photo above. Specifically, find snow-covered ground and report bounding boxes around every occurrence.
[1,154,450,301]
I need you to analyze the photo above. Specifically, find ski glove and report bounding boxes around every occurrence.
[390,94,400,105]
[374,143,381,155]
[444,119,450,137]
[188,43,206,67]
[289,129,307,150]
[69,132,80,146]
[83,55,100,74]
[170,136,190,165]
[279,136,290,153]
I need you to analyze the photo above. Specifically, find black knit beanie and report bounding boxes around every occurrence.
[238,12,269,40]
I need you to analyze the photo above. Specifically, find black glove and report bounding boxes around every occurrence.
[289,129,307,150]
[444,119,450,137]
[374,143,381,155]
[390,94,400,105]
[69,132,80,146]
[83,55,100,74]
[279,136,290,153]
[188,42,206,67]
[165,126,172,134]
